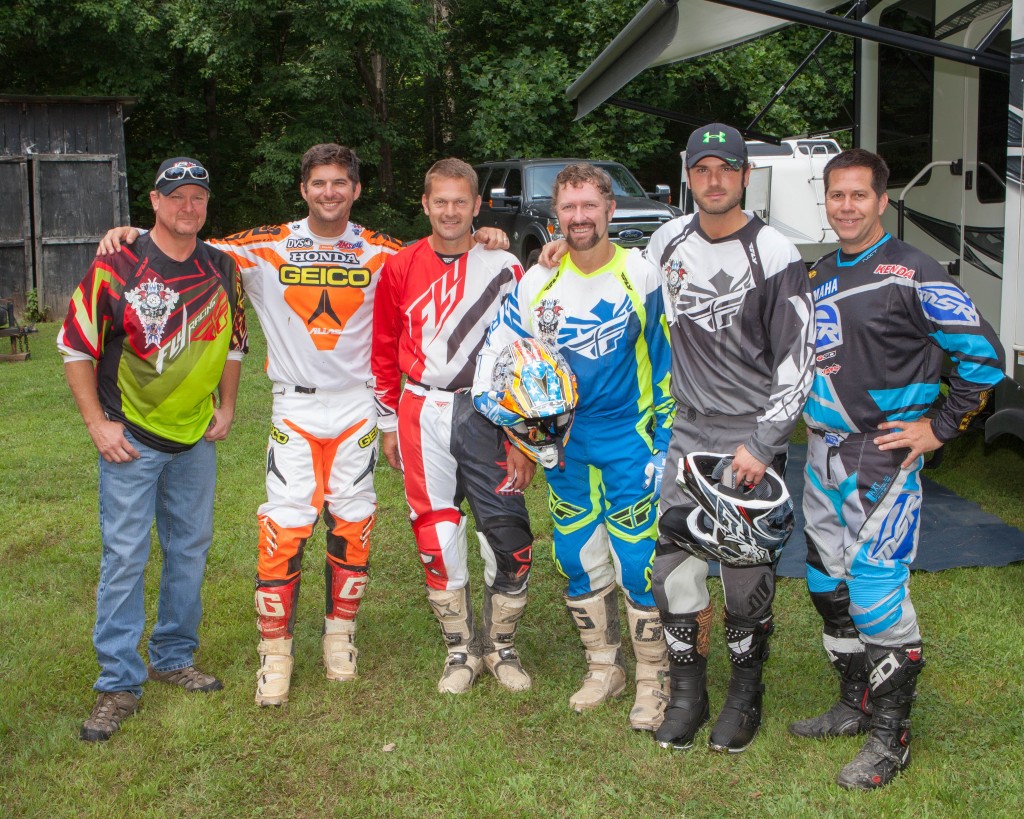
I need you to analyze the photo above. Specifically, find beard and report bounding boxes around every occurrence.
[565,221,603,251]
[694,187,743,216]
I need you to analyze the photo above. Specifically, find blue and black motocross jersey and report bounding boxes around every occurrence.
[804,234,1005,441]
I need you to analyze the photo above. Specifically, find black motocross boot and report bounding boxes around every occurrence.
[655,606,712,750]
[708,611,773,753]
[790,642,871,738]
[837,643,925,790]
[791,583,872,738]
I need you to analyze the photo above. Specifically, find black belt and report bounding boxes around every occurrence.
[294,385,316,394]
[407,378,464,392]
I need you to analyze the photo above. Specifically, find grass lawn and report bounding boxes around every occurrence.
[2,321,1023,817]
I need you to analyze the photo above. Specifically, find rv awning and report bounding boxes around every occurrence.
[566,0,1010,120]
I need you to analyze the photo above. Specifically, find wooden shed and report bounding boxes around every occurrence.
[0,95,134,317]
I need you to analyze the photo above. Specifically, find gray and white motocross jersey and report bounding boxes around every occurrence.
[645,212,815,465]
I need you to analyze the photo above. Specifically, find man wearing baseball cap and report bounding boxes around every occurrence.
[645,122,814,754]
[59,156,247,741]
[684,122,749,170]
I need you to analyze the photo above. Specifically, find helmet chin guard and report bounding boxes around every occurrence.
[678,452,795,567]
[492,338,578,470]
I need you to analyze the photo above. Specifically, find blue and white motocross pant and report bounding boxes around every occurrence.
[802,429,923,647]
[545,413,658,607]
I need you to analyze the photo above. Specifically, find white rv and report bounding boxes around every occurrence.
[567,0,1024,441]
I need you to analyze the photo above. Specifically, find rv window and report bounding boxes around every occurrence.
[747,143,794,158]
[877,0,935,187]
[977,30,1010,204]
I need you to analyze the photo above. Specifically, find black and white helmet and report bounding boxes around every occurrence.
[680,452,794,567]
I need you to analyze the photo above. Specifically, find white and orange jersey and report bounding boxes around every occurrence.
[372,240,523,427]
[212,219,402,390]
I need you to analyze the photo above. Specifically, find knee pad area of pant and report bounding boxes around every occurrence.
[475,515,532,593]
[810,585,858,637]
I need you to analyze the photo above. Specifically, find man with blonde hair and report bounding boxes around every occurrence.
[475,163,675,731]
[373,158,535,694]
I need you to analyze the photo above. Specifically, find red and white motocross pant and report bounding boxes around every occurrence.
[255,384,378,641]
[398,385,532,594]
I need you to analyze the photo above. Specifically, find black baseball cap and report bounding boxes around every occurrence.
[154,157,210,194]
[685,123,747,169]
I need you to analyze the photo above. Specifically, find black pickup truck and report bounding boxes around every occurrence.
[473,158,680,267]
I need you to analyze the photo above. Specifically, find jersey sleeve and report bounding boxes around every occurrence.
[227,263,248,361]
[371,253,404,432]
[637,259,675,453]
[747,250,816,465]
[472,281,532,396]
[56,254,123,363]
[911,260,1006,441]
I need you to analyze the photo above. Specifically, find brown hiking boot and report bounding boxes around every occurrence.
[80,691,139,742]
[148,664,223,692]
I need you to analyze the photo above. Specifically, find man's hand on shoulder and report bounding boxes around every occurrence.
[875,418,942,468]
[97,226,140,256]
[474,227,511,252]
[537,240,568,268]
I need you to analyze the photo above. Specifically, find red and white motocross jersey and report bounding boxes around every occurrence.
[372,240,523,427]
[212,219,402,390]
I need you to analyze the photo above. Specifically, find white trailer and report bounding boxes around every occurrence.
[567,0,1024,440]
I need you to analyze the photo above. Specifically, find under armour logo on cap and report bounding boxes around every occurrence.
[686,123,747,169]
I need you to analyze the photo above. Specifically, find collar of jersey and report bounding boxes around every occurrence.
[560,243,625,277]
[835,233,891,267]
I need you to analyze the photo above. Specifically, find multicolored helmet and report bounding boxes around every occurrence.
[492,338,578,469]
[679,452,794,567]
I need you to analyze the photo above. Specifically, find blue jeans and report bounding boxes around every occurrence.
[93,431,216,695]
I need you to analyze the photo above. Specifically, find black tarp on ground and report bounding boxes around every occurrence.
[708,444,1024,578]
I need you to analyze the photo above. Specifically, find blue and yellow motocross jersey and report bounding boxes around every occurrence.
[475,244,674,452]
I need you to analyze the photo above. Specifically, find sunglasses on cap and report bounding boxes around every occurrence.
[157,165,209,184]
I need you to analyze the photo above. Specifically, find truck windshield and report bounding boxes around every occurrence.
[526,163,646,200]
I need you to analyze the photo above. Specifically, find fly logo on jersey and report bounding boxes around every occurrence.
[125,279,180,347]
[869,492,921,562]
[918,283,979,326]
[409,262,466,341]
[813,277,838,301]
[534,298,564,345]
[815,303,843,351]
[559,297,631,360]
[874,264,915,279]
[676,267,750,332]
